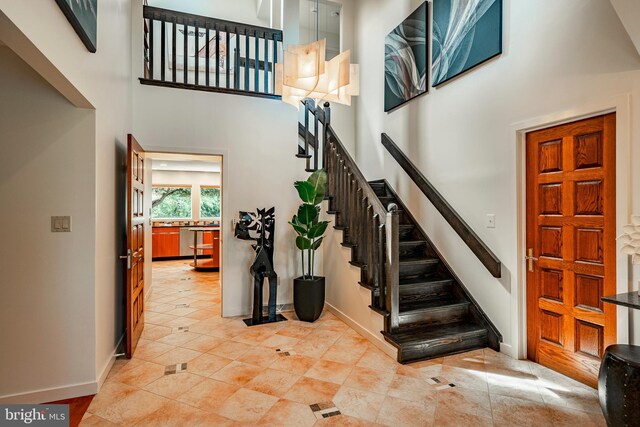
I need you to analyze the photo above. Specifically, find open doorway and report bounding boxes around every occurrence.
[145,152,224,326]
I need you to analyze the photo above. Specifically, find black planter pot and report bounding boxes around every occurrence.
[293,276,325,322]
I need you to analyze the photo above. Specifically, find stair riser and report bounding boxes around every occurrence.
[369,183,387,198]
[399,243,427,258]
[399,227,414,240]
[400,263,438,278]
[397,333,488,363]
[400,283,453,304]
[398,304,469,327]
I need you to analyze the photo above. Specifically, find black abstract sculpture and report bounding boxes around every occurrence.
[234,207,286,326]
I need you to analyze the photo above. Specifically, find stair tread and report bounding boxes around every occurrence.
[399,276,453,286]
[399,298,469,313]
[400,256,439,265]
[385,321,487,345]
[399,240,427,246]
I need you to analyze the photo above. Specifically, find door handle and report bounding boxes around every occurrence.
[525,248,538,272]
[120,250,131,269]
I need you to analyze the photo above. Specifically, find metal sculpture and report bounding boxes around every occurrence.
[234,207,286,326]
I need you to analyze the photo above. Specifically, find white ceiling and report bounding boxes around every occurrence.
[609,0,640,56]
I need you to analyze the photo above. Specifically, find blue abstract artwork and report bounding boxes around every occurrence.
[432,0,502,86]
[55,0,98,52]
[384,2,428,112]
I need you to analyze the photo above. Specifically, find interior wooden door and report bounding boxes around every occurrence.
[126,134,146,358]
[526,113,616,387]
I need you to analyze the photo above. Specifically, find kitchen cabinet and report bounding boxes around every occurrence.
[152,227,180,258]
[202,230,221,268]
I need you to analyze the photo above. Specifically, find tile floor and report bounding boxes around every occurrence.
[81,260,606,426]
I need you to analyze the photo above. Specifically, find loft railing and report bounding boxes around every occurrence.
[300,102,401,332]
[140,6,283,100]
[381,133,502,278]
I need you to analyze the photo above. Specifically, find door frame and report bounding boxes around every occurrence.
[143,145,228,316]
[512,94,632,360]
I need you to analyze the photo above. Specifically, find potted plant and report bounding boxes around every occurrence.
[289,169,330,322]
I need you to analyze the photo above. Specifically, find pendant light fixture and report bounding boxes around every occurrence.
[275,0,359,108]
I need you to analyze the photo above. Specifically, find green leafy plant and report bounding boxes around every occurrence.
[289,169,330,280]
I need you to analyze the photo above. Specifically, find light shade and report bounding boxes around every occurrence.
[275,39,360,108]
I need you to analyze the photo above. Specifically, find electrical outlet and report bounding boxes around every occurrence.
[486,214,496,229]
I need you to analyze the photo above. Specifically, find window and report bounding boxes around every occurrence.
[152,186,192,219]
[200,186,221,218]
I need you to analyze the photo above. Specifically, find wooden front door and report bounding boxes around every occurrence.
[126,134,146,358]
[526,113,616,387]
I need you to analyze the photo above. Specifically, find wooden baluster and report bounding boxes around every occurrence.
[205,26,209,86]
[364,203,372,284]
[386,208,400,332]
[272,33,278,94]
[160,19,166,81]
[215,28,220,87]
[323,103,331,171]
[313,104,319,171]
[377,217,385,310]
[226,29,230,89]
[194,23,199,85]
[369,210,378,299]
[245,31,250,90]
[304,100,311,170]
[149,18,154,79]
[263,36,269,94]
[183,23,188,84]
[172,19,177,83]
[254,30,260,92]
[356,191,364,265]
[235,28,240,89]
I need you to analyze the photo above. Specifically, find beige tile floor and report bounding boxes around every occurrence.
[82,260,605,426]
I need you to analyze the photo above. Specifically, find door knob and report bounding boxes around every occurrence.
[525,248,538,272]
[120,250,131,269]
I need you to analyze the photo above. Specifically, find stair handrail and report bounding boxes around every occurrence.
[381,133,502,278]
[300,103,401,331]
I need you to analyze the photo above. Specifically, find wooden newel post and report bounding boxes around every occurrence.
[386,203,400,332]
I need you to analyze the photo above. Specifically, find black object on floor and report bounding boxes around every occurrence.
[242,313,287,327]
[598,344,640,427]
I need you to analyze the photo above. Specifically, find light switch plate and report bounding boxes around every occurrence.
[51,216,72,232]
[486,214,496,229]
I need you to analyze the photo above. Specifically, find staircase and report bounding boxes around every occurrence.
[297,101,501,364]
[367,180,500,362]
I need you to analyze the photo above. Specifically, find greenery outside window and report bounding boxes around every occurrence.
[200,186,221,218]
[152,186,192,219]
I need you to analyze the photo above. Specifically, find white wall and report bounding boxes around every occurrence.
[352,0,640,355]
[151,169,222,220]
[0,0,132,401]
[133,84,308,315]
[0,47,96,401]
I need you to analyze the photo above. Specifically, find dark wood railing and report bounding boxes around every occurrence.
[381,133,502,278]
[141,6,283,100]
[300,102,401,332]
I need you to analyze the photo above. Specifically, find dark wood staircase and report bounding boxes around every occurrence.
[330,179,501,363]
[296,101,502,364]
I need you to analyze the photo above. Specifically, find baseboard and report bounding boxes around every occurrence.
[0,381,97,405]
[97,334,126,390]
[325,303,398,359]
[499,342,516,358]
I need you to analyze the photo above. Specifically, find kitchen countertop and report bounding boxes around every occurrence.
[153,224,220,228]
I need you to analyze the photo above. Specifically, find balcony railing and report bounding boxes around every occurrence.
[140,6,283,100]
